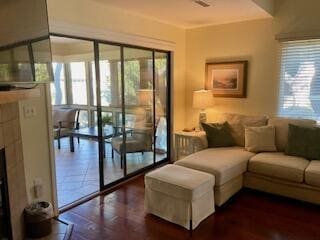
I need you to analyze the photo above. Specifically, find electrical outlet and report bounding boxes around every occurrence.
[33,178,43,199]
[23,105,37,118]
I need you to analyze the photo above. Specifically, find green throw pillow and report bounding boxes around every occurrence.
[286,124,320,160]
[202,122,235,148]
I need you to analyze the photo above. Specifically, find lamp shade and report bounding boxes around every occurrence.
[138,89,153,106]
[192,90,214,109]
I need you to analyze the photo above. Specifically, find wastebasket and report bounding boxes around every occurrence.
[24,201,53,238]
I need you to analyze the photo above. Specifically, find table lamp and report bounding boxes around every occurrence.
[138,89,153,126]
[138,89,153,106]
[192,90,214,130]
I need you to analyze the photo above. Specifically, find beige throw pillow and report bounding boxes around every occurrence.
[245,125,277,153]
[222,113,268,146]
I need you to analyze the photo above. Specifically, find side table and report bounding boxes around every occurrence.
[174,131,206,160]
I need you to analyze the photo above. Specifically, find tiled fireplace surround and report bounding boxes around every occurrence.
[0,102,28,240]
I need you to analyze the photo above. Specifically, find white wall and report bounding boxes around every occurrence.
[19,84,54,204]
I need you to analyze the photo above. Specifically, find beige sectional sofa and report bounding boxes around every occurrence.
[175,113,320,206]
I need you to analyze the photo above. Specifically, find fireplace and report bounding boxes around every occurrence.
[0,148,12,239]
[0,101,29,239]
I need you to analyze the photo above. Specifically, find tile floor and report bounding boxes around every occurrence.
[55,138,166,208]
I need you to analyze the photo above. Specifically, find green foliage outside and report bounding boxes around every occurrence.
[0,64,10,81]
[124,60,140,105]
[35,63,51,82]
[101,114,113,126]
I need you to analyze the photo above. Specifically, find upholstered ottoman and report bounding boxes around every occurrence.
[145,164,215,230]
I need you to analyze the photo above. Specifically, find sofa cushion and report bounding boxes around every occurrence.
[305,161,320,187]
[268,117,316,152]
[175,147,255,186]
[245,125,277,153]
[201,122,235,148]
[145,164,215,201]
[286,124,320,160]
[248,152,309,183]
[221,113,268,147]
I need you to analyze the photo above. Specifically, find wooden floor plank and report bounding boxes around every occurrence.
[60,176,320,240]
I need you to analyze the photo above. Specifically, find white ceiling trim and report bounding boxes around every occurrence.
[49,20,176,51]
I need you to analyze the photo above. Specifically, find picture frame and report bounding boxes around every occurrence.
[205,60,248,98]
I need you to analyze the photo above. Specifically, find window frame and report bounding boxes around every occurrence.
[50,62,67,106]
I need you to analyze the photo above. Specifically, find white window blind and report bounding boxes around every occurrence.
[278,39,320,121]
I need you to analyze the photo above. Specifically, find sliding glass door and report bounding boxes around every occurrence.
[122,47,154,174]
[50,37,100,207]
[97,45,170,186]
[96,43,124,185]
[50,34,170,206]
[96,44,170,187]
[155,52,169,162]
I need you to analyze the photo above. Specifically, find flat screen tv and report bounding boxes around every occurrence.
[0,0,53,85]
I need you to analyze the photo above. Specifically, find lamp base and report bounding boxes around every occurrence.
[198,110,207,130]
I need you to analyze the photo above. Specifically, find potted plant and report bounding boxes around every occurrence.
[101,115,113,127]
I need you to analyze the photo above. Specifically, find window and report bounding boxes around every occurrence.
[13,45,33,82]
[32,39,52,82]
[93,111,113,126]
[117,113,135,128]
[78,110,89,128]
[278,39,320,121]
[70,62,87,105]
[124,60,140,105]
[91,60,112,106]
[0,62,10,82]
[0,50,12,81]
[50,63,66,105]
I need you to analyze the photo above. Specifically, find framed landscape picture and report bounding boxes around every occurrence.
[205,61,248,98]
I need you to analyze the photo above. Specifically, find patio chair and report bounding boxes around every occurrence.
[111,127,153,168]
[53,107,80,149]
[111,108,153,168]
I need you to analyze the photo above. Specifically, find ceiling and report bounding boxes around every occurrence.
[91,0,273,29]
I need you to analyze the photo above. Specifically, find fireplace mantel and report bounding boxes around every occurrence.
[0,88,40,105]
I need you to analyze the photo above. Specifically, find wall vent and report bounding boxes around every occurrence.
[193,0,211,7]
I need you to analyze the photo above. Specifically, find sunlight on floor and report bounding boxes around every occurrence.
[54,138,165,207]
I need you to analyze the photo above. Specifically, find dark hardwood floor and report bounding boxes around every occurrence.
[59,176,320,240]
